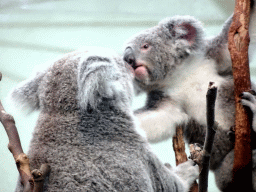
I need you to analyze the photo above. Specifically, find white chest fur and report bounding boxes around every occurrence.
[166,56,227,129]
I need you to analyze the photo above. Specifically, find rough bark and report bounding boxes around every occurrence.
[173,126,188,165]
[173,126,199,192]
[32,164,51,192]
[228,0,253,190]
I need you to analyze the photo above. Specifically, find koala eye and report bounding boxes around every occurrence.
[142,44,149,49]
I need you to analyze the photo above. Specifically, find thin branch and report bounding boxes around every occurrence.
[0,99,34,191]
[173,126,188,165]
[198,82,217,192]
[32,164,51,192]
[228,0,252,190]
[0,72,50,192]
[173,126,198,192]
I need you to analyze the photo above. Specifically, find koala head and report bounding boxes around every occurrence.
[10,48,134,114]
[77,48,134,113]
[123,15,205,92]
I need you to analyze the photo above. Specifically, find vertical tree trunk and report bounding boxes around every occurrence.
[228,0,252,190]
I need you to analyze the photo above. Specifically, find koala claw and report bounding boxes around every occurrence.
[164,162,172,170]
[189,143,203,166]
[227,126,235,142]
[240,91,256,132]
[240,91,256,111]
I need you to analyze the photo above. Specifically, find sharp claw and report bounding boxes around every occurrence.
[250,90,256,96]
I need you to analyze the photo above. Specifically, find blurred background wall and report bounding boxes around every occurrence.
[0,0,255,191]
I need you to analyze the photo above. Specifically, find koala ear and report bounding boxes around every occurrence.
[9,70,46,113]
[160,15,204,53]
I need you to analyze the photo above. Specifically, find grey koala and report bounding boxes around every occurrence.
[123,3,256,191]
[10,47,198,192]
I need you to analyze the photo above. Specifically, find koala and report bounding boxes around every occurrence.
[123,2,256,191]
[10,47,198,192]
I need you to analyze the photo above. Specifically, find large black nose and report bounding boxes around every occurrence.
[123,47,136,67]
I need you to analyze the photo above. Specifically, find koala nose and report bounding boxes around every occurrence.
[123,47,136,67]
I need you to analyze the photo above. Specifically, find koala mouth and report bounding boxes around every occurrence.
[133,65,149,81]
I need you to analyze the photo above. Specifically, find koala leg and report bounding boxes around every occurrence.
[214,150,256,191]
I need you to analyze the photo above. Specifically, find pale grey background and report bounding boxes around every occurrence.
[0,0,256,191]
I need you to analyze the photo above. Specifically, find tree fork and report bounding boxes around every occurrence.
[228,0,253,190]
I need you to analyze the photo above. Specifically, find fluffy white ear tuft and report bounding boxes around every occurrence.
[77,50,133,111]
[159,15,205,53]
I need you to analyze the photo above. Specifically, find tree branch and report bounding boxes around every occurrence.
[173,126,188,165]
[228,0,252,190]
[32,164,51,192]
[0,72,50,192]
[198,82,217,192]
[0,84,34,191]
[173,126,198,192]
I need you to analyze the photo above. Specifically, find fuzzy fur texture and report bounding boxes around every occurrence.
[11,48,198,192]
[123,5,256,191]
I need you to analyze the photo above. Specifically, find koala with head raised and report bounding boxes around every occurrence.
[11,47,198,191]
[123,3,256,191]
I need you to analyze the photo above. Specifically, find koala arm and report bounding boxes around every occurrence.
[147,151,198,192]
[206,2,256,76]
[249,1,256,62]
[205,15,233,76]
[136,98,189,143]
[173,160,199,192]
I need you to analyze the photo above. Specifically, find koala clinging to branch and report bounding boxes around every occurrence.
[10,47,198,191]
[123,3,256,191]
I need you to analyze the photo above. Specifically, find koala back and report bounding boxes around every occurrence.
[39,53,81,113]
[12,47,198,192]
[10,51,88,114]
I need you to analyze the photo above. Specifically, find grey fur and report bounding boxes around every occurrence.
[123,5,256,191]
[205,15,233,76]
[10,70,46,113]
[11,48,198,192]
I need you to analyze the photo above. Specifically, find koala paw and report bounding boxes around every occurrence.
[174,160,199,191]
[189,143,203,167]
[227,126,235,142]
[240,91,256,132]
[164,162,172,170]
[240,91,256,112]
